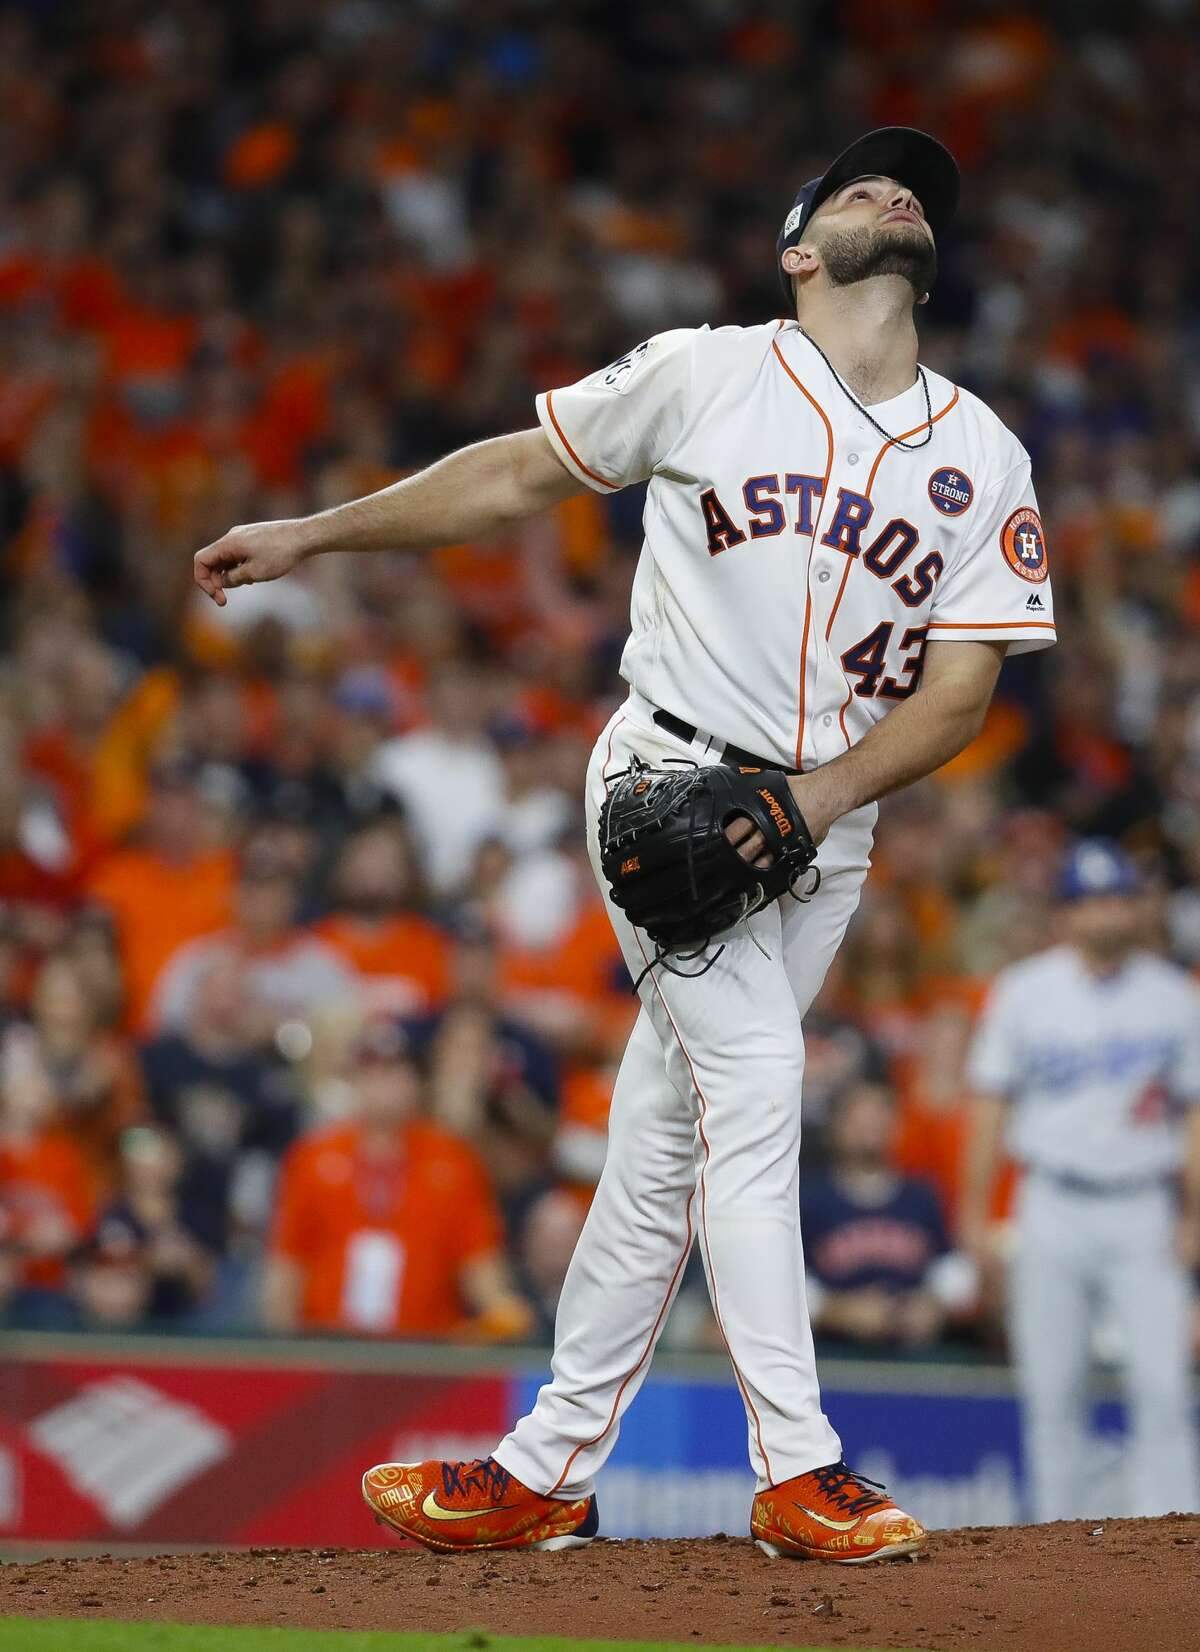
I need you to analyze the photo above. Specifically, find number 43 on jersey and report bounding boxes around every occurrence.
[841,622,927,701]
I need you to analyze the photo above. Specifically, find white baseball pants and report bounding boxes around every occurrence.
[1010,1171,1200,1520]
[495,698,876,1497]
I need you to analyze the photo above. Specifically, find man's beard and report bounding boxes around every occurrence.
[819,223,937,298]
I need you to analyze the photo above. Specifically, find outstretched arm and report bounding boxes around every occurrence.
[194,428,582,605]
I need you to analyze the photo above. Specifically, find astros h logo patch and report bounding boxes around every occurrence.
[1000,507,1048,583]
[927,466,974,516]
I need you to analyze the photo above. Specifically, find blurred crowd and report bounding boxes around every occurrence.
[2,0,1200,1354]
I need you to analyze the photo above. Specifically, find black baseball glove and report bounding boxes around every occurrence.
[598,759,819,975]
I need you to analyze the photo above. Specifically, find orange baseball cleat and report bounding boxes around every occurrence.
[361,1456,598,1553]
[751,1460,926,1563]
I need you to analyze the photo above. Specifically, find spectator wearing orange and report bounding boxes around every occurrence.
[554,1061,615,1211]
[264,1021,531,1340]
[150,841,356,1043]
[0,1033,94,1324]
[85,761,234,1032]
[18,952,145,1200]
[467,818,633,1061]
[314,819,451,1016]
[835,889,930,1067]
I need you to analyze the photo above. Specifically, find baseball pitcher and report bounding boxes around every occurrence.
[195,127,1057,1562]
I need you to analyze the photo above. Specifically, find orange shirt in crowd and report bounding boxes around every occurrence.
[556,1064,613,1214]
[101,304,198,386]
[270,1120,503,1336]
[86,848,235,1031]
[84,667,182,848]
[312,913,451,1016]
[891,979,1015,1228]
[501,896,635,1048]
[0,1128,94,1290]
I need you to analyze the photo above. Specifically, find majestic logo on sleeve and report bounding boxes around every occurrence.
[927,467,973,516]
[1000,507,1048,583]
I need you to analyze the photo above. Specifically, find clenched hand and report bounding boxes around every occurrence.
[193,518,318,606]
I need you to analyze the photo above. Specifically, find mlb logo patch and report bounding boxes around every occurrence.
[1000,507,1049,583]
[927,467,974,516]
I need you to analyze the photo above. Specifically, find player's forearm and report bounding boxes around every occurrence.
[793,657,995,829]
[299,430,577,557]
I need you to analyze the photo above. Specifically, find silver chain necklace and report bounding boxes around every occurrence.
[797,325,933,451]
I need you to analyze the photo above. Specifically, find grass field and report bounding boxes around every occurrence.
[0,1625,894,1652]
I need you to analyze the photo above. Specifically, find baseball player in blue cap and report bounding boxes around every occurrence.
[964,839,1200,1520]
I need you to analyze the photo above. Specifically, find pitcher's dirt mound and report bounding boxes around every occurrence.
[4,1515,1198,1650]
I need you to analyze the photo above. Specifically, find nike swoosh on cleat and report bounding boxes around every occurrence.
[420,1490,518,1523]
[795,1505,861,1531]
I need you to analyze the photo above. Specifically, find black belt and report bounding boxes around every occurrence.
[1032,1167,1171,1198]
[652,708,794,774]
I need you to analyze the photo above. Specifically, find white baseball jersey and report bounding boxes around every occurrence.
[967,944,1200,1182]
[538,320,1056,769]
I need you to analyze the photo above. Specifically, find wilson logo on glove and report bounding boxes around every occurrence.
[758,788,793,836]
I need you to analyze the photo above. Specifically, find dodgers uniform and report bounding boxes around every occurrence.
[969,870,1200,1520]
[494,319,1057,1500]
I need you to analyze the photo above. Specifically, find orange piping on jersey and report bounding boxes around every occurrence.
[831,387,962,746]
[826,385,962,650]
[824,556,856,646]
[546,389,618,490]
[772,335,834,771]
[864,387,960,497]
[925,619,1056,631]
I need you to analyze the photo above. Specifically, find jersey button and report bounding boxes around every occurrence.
[847,452,860,466]
[822,714,833,727]
[817,569,831,583]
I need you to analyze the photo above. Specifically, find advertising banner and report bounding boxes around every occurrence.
[1,1338,1180,1547]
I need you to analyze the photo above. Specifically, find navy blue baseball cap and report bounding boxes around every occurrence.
[776,127,960,309]
[1056,839,1141,903]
